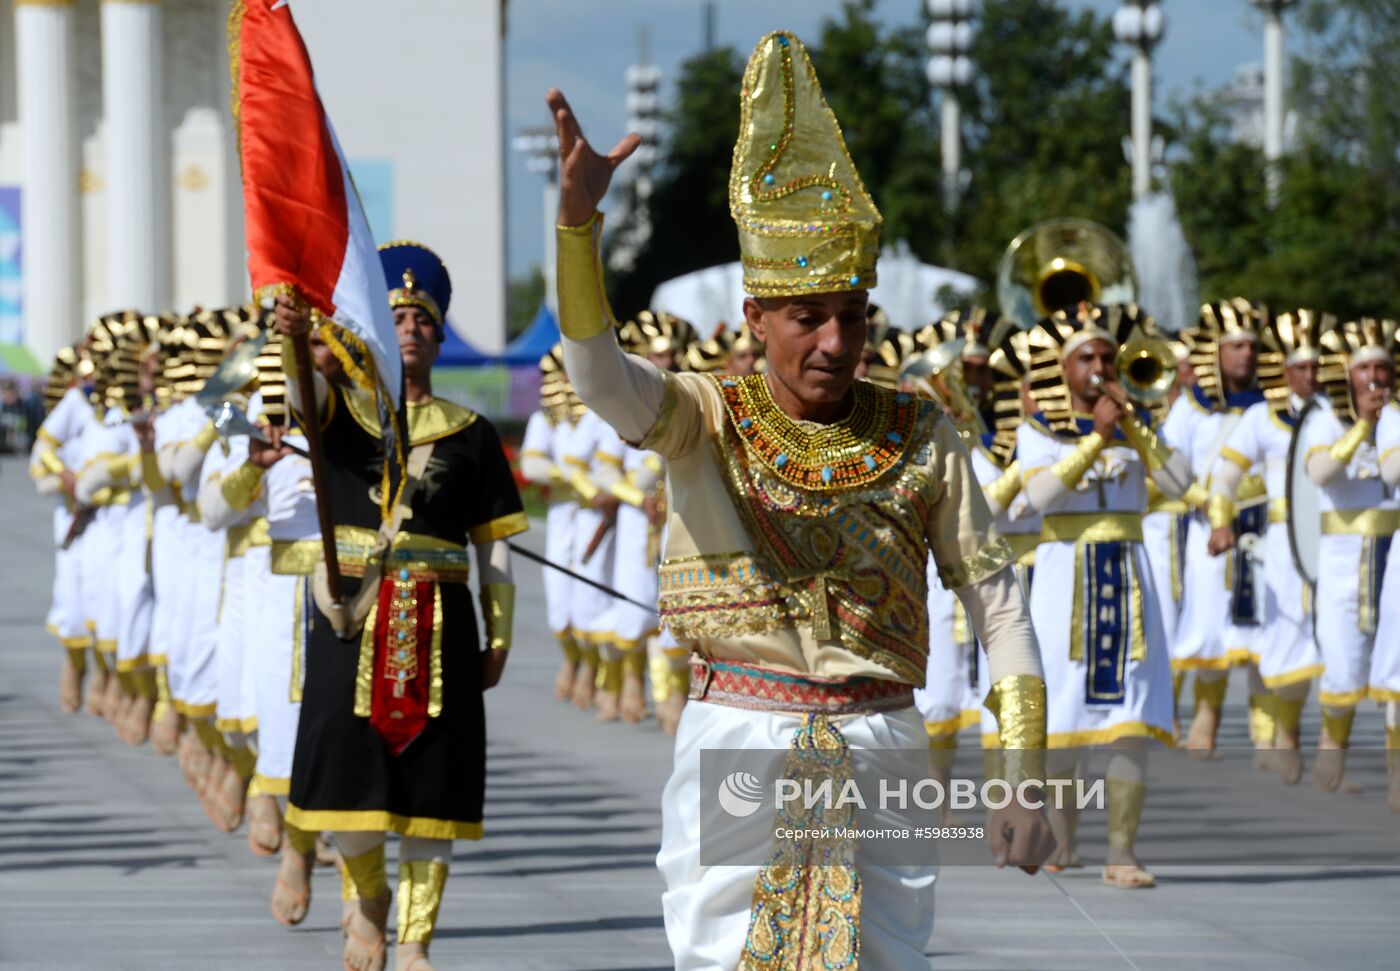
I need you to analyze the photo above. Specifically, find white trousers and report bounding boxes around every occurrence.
[657,701,937,970]
[251,566,303,790]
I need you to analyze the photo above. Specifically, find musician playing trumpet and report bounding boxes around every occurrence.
[1017,304,1191,888]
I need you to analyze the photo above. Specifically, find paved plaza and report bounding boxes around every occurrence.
[0,454,1395,970]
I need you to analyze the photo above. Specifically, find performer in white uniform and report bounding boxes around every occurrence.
[518,345,582,701]
[1165,301,1275,756]
[29,349,99,715]
[1301,317,1398,793]
[1207,310,1332,783]
[549,32,1052,966]
[1372,394,1400,811]
[1018,303,1191,888]
[560,407,617,712]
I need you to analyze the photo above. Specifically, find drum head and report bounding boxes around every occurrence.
[1285,398,1324,586]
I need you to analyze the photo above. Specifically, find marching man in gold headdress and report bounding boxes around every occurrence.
[1371,349,1400,811]
[1300,318,1398,793]
[1018,303,1191,888]
[547,30,1051,967]
[1206,310,1332,784]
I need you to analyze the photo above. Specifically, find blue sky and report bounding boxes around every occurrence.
[504,0,1274,277]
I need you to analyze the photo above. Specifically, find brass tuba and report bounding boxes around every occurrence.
[899,338,985,436]
[997,218,1137,330]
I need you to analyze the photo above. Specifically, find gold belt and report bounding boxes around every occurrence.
[1238,474,1267,503]
[1268,498,1288,525]
[1003,532,1041,562]
[227,517,272,558]
[270,526,473,581]
[1148,497,1190,516]
[1041,512,1143,544]
[1320,508,1400,537]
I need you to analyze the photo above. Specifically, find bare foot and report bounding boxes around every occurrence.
[395,942,436,971]
[1102,863,1156,888]
[151,705,181,757]
[1274,747,1304,785]
[554,659,578,702]
[246,794,283,857]
[1312,745,1348,793]
[101,672,123,723]
[657,693,686,737]
[214,759,248,833]
[270,845,314,926]
[1185,706,1219,761]
[125,692,153,747]
[619,673,649,724]
[58,658,84,714]
[595,691,620,723]
[571,664,596,710]
[84,668,108,717]
[343,893,390,971]
[180,733,212,794]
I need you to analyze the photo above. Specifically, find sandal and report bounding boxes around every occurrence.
[246,794,283,857]
[270,848,315,927]
[1102,864,1156,889]
[342,893,390,971]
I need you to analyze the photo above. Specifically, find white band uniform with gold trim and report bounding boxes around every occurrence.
[1369,403,1400,703]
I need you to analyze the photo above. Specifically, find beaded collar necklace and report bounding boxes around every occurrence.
[712,373,919,491]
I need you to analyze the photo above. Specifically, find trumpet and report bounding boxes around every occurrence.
[1086,334,1176,405]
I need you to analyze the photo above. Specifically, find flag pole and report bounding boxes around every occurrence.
[289,313,344,608]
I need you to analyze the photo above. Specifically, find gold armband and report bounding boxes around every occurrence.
[1206,493,1235,530]
[1118,412,1173,472]
[556,212,618,341]
[191,421,219,454]
[984,460,1022,512]
[1329,418,1374,465]
[1051,431,1106,488]
[479,582,516,652]
[609,478,647,508]
[568,468,600,504]
[985,674,1047,787]
[141,452,165,492]
[220,461,266,511]
[37,448,66,476]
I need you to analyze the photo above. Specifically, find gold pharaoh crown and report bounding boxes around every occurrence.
[1319,317,1400,419]
[730,31,882,297]
[915,308,1013,360]
[1265,308,1334,367]
[1025,303,1159,434]
[1183,299,1280,408]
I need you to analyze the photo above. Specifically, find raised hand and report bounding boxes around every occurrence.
[546,88,641,227]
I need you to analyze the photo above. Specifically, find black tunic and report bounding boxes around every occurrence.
[286,387,526,839]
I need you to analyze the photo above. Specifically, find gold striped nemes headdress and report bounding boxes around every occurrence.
[730,32,882,298]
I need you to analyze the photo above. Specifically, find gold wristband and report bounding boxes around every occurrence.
[1051,432,1106,488]
[479,582,516,652]
[1181,481,1210,510]
[220,461,266,511]
[568,468,600,504]
[1118,412,1172,472]
[984,460,1022,512]
[985,673,1047,788]
[609,479,647,508]
[1329,418,1373,465]
[37,448,66,476]
[556,212,617,341]
[191,421,219,454]
[1206,493,1235,530]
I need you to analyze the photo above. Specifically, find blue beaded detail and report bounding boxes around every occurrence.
[775,453,789,468]
[796,256,808,268]
[397,631,406,641]
[722,378,736,387]
[821,190,833,202]
[763,173,775,185]
[887,431,903,443]
[894,392,910,404]
[849,274,861,286]
[778,34,790,46]
[821,466,833,483]
[740,417,753,429]
[863,455,876,470]
[398,568,410,581]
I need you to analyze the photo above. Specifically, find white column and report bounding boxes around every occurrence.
[15,0,81,362]
[1263,5,1286,200]
[1131,49,1152,199]
[940,94,960,218]
[100,0,168,311]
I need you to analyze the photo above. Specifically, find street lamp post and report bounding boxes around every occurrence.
[1251,0,1298,202]
[925,0,975,223]
[513,128,560,315]
[608,54,663,274]
[1113,1,1165,200]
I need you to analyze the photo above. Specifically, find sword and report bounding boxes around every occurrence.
[1040,869,1143,971]
[507,542,658,615]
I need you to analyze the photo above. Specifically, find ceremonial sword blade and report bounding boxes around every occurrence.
[1040,870,1143,971]
[507,543,659,615]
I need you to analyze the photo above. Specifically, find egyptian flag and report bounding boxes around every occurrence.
[228,0,400,407]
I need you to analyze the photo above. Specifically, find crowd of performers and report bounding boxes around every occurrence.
[23,26,1400,971]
